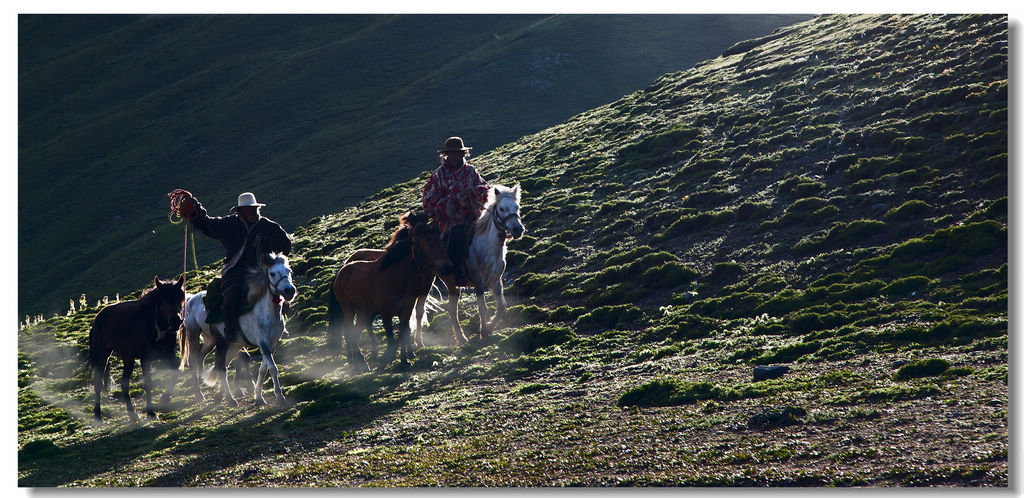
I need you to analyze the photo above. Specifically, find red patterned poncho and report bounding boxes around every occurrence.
[422,160,490,234]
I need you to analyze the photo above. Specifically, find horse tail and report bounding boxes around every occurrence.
[87,316,100,371]
[327,286,344,352]
[178,321,189,371]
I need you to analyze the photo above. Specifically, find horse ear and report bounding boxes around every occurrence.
[154,275,160,287]
[175,274,185,288]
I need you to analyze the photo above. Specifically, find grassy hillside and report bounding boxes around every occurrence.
[18,14,1007,487]
[18,13,807,319]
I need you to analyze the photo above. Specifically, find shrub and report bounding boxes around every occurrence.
[521,242,570,272]
[617,378,718,407]
[512,383,553,395]
[748,406,806,430]
[885,200,932,221]
[894,358,950,380]
[498,326,576,355]
[890,221,1005,262]
[882,276,933,297]
[734,201,772,221]
[639,261,699,289]
[574,304,645,331]
[707,262,746,285]
[618,126,701,157]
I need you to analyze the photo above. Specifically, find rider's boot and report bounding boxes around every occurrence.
[221,279,243,343]
[447,223,467,283]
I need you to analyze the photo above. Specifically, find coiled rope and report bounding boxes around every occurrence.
[168,189,200,291]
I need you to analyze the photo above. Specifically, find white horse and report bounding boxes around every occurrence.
[180,252,297,407]
[437,184,525,343]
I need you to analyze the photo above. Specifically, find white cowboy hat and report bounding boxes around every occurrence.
[232,192,265,211]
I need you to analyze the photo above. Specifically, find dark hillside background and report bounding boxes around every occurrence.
[18,13,808,318]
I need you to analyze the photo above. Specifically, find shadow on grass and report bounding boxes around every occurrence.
[18,372,418,487]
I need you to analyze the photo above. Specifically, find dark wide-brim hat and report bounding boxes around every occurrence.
[438,136,472,153]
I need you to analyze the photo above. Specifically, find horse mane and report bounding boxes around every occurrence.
[137,278,176,305]
[379,211,431,271]
[378,225,412,271]
[246,252,289,299]
[473,184,520,234]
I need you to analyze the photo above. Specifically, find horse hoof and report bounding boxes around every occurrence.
[255,398,267,407]
[226,397,238,407]
[146,411,158,420]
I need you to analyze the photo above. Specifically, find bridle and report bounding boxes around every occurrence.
[408,225,436,273]
[266,265,291,297]
[491,199,522,238]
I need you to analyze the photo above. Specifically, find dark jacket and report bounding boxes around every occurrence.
[190,201,291,271]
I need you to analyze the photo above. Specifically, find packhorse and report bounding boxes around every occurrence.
[180,252,297,407]
[328,211,453,373]
[89,275,186,422]
[437,184,525,344]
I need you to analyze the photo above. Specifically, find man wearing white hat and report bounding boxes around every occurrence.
[177,191,292,342]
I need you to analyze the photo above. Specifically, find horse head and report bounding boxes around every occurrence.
[491,184,525,239]
[405,210,453,275]
[152,274,185,343]
[261,252,297,302]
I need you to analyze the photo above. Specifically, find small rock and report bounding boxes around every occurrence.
[753,365,790,381]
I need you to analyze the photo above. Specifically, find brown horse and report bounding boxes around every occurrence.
[328,211,453,372]
[89,275,185,422]
[342,248,438,350]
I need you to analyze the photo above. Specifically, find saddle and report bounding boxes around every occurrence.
[202,276,256,325]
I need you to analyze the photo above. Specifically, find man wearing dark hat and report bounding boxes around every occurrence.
[423,137,491,282]
[176,191,292,342]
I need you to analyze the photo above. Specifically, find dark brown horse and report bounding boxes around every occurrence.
[89,275,185,421]
[328,211,453,372]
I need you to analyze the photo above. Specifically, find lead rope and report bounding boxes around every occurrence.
[168,189,200,293]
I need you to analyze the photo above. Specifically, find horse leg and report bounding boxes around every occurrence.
[156,360,175,413]
[92,351,111,421]
[379,316,397,369]
[398,311,413,369]
[476,289,491,338]
[187,330,207,402]
[367,317,380,362]
[120,358,139,422]
[141,357,157,419]
[345,309,370,374]
[445,279,468,345]
[254,353,268,406]
[213,337,237,407]
[413,295,427,349]
[488,280,508,331]
[230,352,251,399]
[102,359,112,395]
[256,339,286,406]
